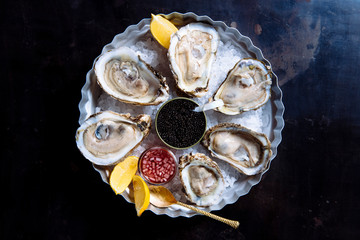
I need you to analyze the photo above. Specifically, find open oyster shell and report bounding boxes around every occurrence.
[202,123,272,176]
[212,58,272,115]
[75,111,151,166]
[168,23,219,97]
[179,153,224,207]
[94,47,169,105]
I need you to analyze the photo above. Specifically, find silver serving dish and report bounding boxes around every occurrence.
[78,12,285,218]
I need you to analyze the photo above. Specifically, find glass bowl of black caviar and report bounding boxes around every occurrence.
[155,97,207,149]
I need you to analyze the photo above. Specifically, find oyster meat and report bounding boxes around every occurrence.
[202,123,272,176]
[212,58,272,115]
[76,111,151,166]
[94,47,169,105]
[168,23,219,97]
[179,153,224,207]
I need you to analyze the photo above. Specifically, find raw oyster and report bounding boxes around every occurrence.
[76,111,151,166]
[94,47,169,105]
[212,58,272,115]
[179,153,224,207]
[168,23,219,97]
[202,123,272,176]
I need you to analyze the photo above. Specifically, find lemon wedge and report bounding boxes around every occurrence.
[132,175,150,216]
[109,156,138,195]
[150,14,178,49]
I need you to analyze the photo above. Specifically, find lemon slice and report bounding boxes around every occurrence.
[150,14,178,49]
[132,175,150,216]
[109,156,138,195]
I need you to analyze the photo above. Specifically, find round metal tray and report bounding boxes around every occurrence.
[78,12,285,218]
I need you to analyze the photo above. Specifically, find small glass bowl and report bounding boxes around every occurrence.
[138,146,177,185]
[155,97,207,150]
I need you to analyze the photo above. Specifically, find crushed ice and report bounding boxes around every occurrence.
[96,37,267,202]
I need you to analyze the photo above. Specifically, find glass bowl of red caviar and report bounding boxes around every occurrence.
[138,147,177,185]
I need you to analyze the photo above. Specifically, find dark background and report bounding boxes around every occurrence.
[2,0,360,239]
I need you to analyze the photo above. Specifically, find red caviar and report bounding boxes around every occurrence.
[139,147,177,185]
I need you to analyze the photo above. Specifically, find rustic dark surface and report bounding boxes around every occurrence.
[2,0,360,239]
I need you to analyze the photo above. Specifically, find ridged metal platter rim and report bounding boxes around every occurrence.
[78,12,285,218]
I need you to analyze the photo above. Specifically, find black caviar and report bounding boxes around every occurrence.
[156,98,206,149]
